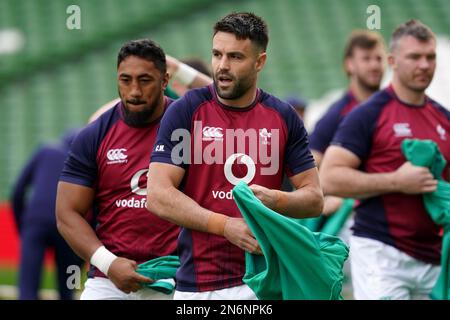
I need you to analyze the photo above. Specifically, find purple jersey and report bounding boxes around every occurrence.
[332,85,450,264]
[309,90,359,153]
[151,85,315,292]
[60,100,180,277]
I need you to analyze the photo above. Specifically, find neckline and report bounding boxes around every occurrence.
[386,84,428,108]
[209,84,260,112]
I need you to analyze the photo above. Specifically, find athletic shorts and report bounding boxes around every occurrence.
[349,235,440,300]
[174,284,257,300]
[80,277,173,300]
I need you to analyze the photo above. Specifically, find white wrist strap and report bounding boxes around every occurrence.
[90,246,117,275]
[173,63,198,86]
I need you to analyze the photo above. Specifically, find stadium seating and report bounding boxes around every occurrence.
[0,0,449,200]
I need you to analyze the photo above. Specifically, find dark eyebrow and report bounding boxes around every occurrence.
[119,73,153,78]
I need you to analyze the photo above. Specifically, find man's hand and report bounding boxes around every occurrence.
[322,196,343,216]
[393,161,438,194]
[249,184,279,210]
[223,218,262,255]
[107,257,153,294]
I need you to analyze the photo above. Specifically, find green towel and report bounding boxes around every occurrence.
[232,182,349,300]
[401,139,450,300]
[321,198,355,236]
[136,255,180,294]
[298,215,326,232]
[164,85,179,100]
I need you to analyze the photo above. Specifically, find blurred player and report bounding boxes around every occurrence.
[310,30,386,217]
[56,39,181,300]
[11,129,83,300]
[320,20,450,299]
[310,30,386,167]
[146,12,323,300]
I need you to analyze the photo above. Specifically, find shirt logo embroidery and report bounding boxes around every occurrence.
[259,128,272,145]
[437,124,447,141]
[393,123,412,137]
[202,126,224,141]
[106,148,128,164]
[155,145,165,152]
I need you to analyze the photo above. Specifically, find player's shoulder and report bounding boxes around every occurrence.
[323,91,355,116]
[259,89,298,119]
[76,103,121,145]
[428,97,450,121]
[164,85,214,118]
[346,88,393,120]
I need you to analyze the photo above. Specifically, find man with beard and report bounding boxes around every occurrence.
[55,39,181,300]
[309,30,386,168]
[146,12,323,299]
[308,31,386,228]
[320,20,450,299]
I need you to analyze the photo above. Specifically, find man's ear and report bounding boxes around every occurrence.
[256,52,267,72]
[344,57,353,76]
[387,53,395,69]
[162,72,170,90]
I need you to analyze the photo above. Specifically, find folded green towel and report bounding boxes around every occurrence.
[232,182,349,300]
[321,198,355,236]
[136,255,180,294]
[401,139,450,300]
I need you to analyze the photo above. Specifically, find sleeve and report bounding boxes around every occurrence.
[331,105,377,160]
[59,126,98,188]
[309,105,343,153]
[150,94,194,169]
[10,148,41,230]
[284,107,316,176]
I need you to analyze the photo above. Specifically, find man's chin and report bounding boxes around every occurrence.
[123,107,155,127]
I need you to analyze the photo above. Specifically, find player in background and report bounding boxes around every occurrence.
[309,30,386,216]
[11,129,83,300]
[320,20,450,300]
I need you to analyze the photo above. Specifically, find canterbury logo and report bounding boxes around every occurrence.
[203,126,223,141]
[106,148,128,164]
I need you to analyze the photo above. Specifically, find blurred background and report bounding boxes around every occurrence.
[0,0,449,299]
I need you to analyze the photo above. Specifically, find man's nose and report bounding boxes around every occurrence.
[218,56,230,71]
[418,56,431,69]
[130,81,142,98]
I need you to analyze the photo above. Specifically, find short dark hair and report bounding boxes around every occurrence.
[117,39,166,74]
[344,30,385,59]
[390,19,435,52]
[213,12,269,52]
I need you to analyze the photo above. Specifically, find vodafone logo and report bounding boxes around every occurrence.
[212,153,256,200]
[130,169,148,196]
[106,148,128,164]
[223,153,256,186]
[115,169,148,209]
[202,126,223,141]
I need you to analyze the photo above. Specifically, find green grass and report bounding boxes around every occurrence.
[0,266,56,289]
[0,265,87,299]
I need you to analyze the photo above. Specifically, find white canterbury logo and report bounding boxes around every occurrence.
[106,148,128,164]
[437,124,447,141]
[393,123,412,137]
[203,126,223,141]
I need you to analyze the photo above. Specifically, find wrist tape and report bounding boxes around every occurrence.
[173,63,198,86]
[90,246,117,275]
[207,213,228,236]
